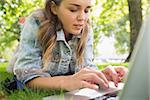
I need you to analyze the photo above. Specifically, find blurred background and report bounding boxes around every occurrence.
[0,0,150,64]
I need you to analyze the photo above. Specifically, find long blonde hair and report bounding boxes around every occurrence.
[34,0,89,67]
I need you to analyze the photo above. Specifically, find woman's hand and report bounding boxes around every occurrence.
[102,65,128,87]
[61,67,109,91]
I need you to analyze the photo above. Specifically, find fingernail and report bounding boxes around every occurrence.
[94,85,99,90]
[105,83,109,88]
[115,83,118,87]
[118,77,121,82]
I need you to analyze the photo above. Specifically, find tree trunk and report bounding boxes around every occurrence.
[126,0,142,62]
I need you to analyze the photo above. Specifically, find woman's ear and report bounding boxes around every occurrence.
[51,1,58,15]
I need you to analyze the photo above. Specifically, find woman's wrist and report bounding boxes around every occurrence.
[59,75,72,90]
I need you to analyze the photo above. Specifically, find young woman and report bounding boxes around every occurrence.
[13,0,128,91]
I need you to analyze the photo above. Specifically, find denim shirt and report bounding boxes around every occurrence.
[13,13,98,84]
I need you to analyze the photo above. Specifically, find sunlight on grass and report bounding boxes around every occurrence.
[0,62,67,100]
[7,88,64,100]
[0,62,12,81]
[97,62,128,70]
[0,62,8,72]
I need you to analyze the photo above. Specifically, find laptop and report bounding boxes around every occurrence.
[118,13,149,100]
[43,14,149,100]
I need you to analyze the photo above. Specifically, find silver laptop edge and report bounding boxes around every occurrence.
[119,13,149,100]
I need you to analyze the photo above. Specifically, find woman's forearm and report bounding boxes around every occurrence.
[26,76,71,90]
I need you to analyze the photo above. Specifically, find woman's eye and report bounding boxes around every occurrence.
[85,9,90,13]
[70,9,78,12]
[85,10,89,13]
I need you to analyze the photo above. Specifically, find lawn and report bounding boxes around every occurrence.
[0,62,65,100]
[0,62,128,100]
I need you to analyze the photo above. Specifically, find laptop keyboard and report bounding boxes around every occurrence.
[94,96,118,100]
[90,90,119,100]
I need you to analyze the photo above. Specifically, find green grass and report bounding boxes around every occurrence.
[0,62,128,100]
[97,62,128,70]
[0,62,12,81]
[0,62,65,100]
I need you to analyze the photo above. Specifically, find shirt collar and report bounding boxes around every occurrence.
[56,29,81,41]
[56,29,66,41]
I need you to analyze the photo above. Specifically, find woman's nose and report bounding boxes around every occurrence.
[77,12,87,21]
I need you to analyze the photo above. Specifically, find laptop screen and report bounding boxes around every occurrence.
[119,13,149,100]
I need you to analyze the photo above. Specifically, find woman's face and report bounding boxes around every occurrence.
[52,0,91,35]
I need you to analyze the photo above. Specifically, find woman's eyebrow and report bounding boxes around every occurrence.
[68,3,91,8]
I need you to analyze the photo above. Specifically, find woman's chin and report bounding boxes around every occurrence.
[71,30,82,35]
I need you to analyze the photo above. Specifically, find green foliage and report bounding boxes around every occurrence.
[0,0,43,59]
[91,0,150,55]
[91,0,130,55]
[142,0,150,15]
[0,0,150,59]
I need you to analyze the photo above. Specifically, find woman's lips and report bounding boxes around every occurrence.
[73,24,83,30]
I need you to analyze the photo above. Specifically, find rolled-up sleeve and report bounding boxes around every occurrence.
[13,15,50,84]
[84,29,98,70]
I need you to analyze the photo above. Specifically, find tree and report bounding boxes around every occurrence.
[92,0,149,62]
[0,0,43,59]
[91,0,130,56]
[0,0,149,61]
[126,0,142,61]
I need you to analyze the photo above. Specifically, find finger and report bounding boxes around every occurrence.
[102,72,111,81]
[82,81,99,90]
[109,68,120,87]
[96,71,109,85]
[86,67,109,84]
[79,67,92,74]
[81,67,109,85]
[115,66,128,77]
[103,66,120,87]
[81,73,109,88]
